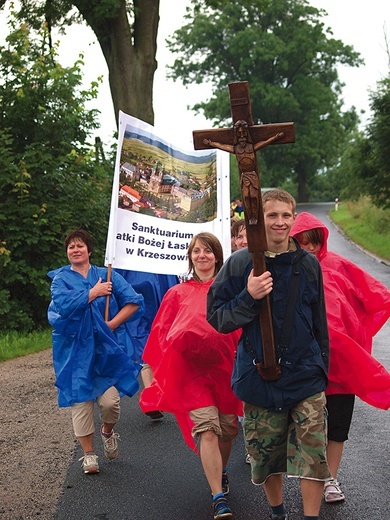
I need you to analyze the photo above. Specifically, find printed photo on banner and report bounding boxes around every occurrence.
[119,125,217,222]
[105,111,231,276]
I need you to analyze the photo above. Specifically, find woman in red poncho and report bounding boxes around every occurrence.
[139,232,242,519]
[290,212,390,505]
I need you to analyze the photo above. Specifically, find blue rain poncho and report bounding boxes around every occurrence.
[114,269,179,357]
[47,265,144,407]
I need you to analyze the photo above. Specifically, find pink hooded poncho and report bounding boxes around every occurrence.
[139,279,243,452]
[291,212,390,410]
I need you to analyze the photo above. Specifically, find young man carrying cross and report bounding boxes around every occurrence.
[207,189,331,520]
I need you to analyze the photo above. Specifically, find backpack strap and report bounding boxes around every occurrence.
[277,255,303,356]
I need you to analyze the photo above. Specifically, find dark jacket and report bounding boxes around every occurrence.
[207,241,329,411]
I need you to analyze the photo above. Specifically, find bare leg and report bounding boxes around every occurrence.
[77,433,94,454]
[326,440,344,479]
[300,478,324,516]
[324,440,345,502]
[199,430,225,496]
[102,422,115,435]
[263,474,284,507]
[140,365,154,388]
[218,437,233,470]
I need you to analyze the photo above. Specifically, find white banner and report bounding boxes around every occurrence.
[105,111,231,275]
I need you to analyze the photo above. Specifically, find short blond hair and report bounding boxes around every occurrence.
[262,189,296,213]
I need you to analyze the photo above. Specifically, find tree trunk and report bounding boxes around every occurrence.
[74,0,160,127]
[296,161,309,202]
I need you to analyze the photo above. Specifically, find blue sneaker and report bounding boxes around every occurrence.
[213,497,233,519]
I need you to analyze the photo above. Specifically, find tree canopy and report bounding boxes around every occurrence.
[167,0,362,201]
[1,0,386,333]
[2,0,160,126]
[355,76,390,209]
[0,17,113,331]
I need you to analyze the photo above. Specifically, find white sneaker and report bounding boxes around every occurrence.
[100,426,120,460]
[79,452,99,474]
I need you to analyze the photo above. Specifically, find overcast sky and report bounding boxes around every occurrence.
[1,1,389,148]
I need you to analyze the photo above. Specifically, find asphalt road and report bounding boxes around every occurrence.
[55,203,390,520]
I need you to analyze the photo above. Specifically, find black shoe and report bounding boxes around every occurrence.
[145,410,164,420]
[270,514,288,520]
[222,471,229,496]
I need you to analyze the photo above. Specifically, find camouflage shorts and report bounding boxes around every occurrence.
[244,392,331,484]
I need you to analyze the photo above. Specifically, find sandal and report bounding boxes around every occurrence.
[324,479,345,503]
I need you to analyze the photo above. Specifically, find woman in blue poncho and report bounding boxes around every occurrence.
[47,229,144,475]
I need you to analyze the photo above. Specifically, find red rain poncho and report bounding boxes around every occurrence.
[290,212,390,409]
[139,279,243,451]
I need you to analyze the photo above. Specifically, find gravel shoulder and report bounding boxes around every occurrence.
[0,349,75,519]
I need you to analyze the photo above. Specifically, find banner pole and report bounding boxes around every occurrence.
[104,112,125,320]
[104,264,112,321]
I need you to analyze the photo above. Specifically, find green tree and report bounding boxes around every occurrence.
[0,18,113,331]
[167,0,362,201]
[354,75,390,209]
[326,129,367,202]
[2,0,160,126]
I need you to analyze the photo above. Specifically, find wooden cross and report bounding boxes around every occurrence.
[193,81,295,380]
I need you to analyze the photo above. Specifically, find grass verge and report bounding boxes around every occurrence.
[0,329,52,363]
[330,197,390,261]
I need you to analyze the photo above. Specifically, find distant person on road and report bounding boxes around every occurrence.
[232,197,245,218]
[291,212,390,503]
[140,232,242,519]
[48,229,144,475]
[207,190,331,520]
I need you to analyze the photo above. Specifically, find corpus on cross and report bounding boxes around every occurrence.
[193,81,295,380]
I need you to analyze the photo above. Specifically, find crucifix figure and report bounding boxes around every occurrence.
[193,81,295,381]
[203,119,285,225]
